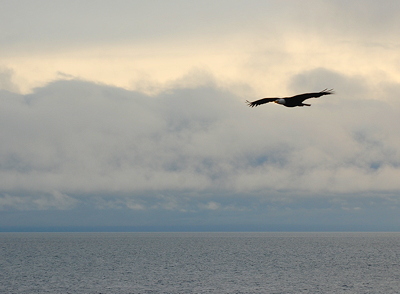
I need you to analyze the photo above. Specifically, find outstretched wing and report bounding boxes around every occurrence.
[287,89,334,103]
[246,97,278,107]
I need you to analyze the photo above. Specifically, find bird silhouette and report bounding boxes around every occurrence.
[246,89,334,108]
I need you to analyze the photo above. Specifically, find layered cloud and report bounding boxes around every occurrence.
[1,2,400,230]
[1,68,400,213]
[3,1,400,94]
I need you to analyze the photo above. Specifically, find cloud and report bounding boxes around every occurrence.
[0,191,78,211]
[199,201,221,210]
[2,1,400,230]
[1,68,400,212]
[3,1,400,97]
[288,68,368,96]
[0,67,19,93]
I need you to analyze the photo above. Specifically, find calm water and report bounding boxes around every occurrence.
[1,232,400,293]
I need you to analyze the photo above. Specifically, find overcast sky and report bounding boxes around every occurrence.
[1,0,400,231]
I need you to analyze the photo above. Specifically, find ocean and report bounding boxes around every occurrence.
[1,232,400,293]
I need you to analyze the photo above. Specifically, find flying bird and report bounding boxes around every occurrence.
[246,89,334,108]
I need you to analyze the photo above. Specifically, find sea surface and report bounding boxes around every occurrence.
[1,232,400,293]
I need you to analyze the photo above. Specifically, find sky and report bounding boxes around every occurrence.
[1,0,400,231]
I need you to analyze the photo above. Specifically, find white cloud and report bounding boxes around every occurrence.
[0,69,399,207]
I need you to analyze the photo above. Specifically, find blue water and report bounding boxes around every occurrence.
[1,232,400,293]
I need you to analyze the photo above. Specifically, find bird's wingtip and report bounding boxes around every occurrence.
[321,88,335,94]
[245,100,255,107]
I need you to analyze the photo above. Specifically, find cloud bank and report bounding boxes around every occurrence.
[2,1,400,229]
[1,68,400,215]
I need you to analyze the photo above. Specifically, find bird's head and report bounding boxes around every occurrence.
[274,98,285,105]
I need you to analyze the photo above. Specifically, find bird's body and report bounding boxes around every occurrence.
[246,89,334,108]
